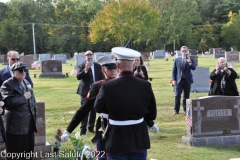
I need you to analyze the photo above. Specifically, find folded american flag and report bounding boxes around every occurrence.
[186,107,192,127]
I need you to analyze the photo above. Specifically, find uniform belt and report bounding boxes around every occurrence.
[109,118,143,126]
[99,113,108,119]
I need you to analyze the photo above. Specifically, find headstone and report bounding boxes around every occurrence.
[94,52,106,61]
[153,50,165,58]
[62,53,71,59]
[34,101,52,156]
[53,54,67,64]
[189,55,198,66]
[189,49,198,55]
[182,96,240,146]
[175,51,181,58]
[0,55,4,63]
[20,56,34,69]
[28,54,38,61]
[39,60,65,78]
[76,55,85,66]
[2,55,8,65]
[214,49,225,59]
[225,51,239,62]
[209,48,221,55]
[39,54,51,62]
[191,67,209,92]
[140,52,150,61]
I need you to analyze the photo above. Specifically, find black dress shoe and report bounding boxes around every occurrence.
[80,131,86,136]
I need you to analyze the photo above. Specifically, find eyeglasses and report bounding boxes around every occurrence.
[85,54,93,57]
[181,50,187,53]
[17,69,28,73]
[11,58,20,61]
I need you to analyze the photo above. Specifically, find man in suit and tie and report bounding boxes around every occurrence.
[76,50,105,135]
[172,46,196,115]
[0,51,33,96]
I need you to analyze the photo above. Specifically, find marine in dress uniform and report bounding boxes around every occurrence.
[94,47,157,160]
[61,55,118,160]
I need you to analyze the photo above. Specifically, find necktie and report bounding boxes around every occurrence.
[182,58,186,78]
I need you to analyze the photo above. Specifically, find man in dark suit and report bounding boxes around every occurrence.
[172,46,196,115]
[76,50,105,135]
[0,51,33,93]
[94,47,157,160]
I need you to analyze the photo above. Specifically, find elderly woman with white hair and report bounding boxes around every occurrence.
[209,57,239,96]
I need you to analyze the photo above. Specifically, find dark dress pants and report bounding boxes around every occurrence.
[80,96,96,133]
[174,78,191,113]
[6,118,35,160]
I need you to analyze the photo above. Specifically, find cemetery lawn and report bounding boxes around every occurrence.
[3,55,240,160]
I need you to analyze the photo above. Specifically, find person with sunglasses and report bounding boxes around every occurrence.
[172,46,196,115]
[0,51,34,96]
[0,62,37,160]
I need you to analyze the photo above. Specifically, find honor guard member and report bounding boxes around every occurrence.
[61,55,118,160]
[94,47,157,160]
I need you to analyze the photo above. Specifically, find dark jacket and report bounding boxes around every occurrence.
[76,62,105,97]
[133,65,149,80]
[94,71,157,154]
[209,68,239,96]
[1,77,37,135]
[172,57,196,85]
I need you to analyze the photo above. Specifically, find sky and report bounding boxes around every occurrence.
[0,0,9,3]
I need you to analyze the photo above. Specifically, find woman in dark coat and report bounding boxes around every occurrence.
[209,57,239,96]
[133,56,149,80]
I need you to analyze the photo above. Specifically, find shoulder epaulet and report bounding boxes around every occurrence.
[93,80,105,85]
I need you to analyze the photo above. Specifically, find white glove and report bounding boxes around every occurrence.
[150,124,159,133]
[61,130,71,142]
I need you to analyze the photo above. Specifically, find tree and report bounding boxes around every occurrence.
[0,19,28,51]
[89,0,160,47]
[221,11,240,50]
[149,0,202,50]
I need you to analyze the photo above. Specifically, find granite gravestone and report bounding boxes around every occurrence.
[225,51,239,62]
[140,52,150,61]
[182,96,240,146]
[191,67,209,92]
[20,56,34,69]
[214,49,225,59]
[53,54,66,64]
[28,54,38,61]
[189,49,198,56]
[39,60,65,78]
[34,101,52,156]
[39,54,51,62]
[175,51,181,58]
[153,50,165,58]
[209,48,221,55]
[76,55,85,66]
[2,55,8,65]
[94,52,106,61]
[62,53,71,59]
[0,55,4,63]
[189,55,198,66]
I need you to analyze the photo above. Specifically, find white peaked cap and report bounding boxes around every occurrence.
[97,55,116,69]
[111,47,141,61]
[97,55,116,65]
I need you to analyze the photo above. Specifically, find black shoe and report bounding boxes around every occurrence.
[80,131,86,136]
[88,130,95,134]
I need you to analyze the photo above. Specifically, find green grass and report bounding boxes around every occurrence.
[3,56,240,160]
